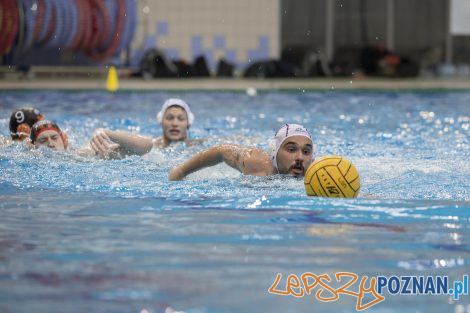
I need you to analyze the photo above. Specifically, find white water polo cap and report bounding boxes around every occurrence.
[270,123,314,169]
[156,98,194,126]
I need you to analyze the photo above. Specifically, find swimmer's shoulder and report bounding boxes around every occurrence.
[153,137,202,149]
[152,137,165,148]
[241,146,273,176]
[243,146,270,160]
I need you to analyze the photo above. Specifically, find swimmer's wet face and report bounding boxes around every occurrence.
[275,135,313,176]
[162,106,188,141]
[34,130,65,151]
[30,120,67,151]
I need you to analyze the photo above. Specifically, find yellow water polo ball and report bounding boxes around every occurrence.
[304,155,360,198]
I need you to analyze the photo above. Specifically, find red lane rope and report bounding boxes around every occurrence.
[0,0,20,54]
[42,5,56,45]
[76,0,92,51]
[0,1,6,53]
[85,0,110,52]
[33,0,45,43]
[86,0,125,61]
[70,0,85,50]
[2,0,133,62]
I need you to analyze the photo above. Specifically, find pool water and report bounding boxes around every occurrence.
[0,90,469,313]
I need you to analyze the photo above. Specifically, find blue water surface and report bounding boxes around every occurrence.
[0,90,469,313]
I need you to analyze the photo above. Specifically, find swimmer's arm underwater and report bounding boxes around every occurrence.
[169,144,272,180]
[91,129,153,157]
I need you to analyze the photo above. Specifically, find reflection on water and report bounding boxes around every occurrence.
[0,90,469,312]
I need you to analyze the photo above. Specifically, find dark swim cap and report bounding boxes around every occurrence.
[30,120,62,144]
[9,107,44,139]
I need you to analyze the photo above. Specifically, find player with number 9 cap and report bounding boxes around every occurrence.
[9,107,45,141]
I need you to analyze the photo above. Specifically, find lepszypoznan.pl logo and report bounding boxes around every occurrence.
[269,272,468,311]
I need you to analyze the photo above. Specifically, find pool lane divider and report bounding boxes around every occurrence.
[1,0,137,63]
[0,0,20,55]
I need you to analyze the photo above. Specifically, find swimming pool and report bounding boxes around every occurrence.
[0,90,469,313]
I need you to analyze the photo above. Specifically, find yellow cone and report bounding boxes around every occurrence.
[106,66,119,92]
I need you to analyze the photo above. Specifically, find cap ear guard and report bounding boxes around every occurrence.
[11,123,32,140]
[156,111,163,124]
[268,138,276,161]
[268,137,280,170]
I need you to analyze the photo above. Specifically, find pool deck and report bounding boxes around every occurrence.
[2,77,470,91]
[1,66,470,91]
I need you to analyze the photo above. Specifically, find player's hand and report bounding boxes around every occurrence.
[90,128,121,159]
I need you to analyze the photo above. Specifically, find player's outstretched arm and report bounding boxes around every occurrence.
[169,144,272,180]
[168,144,245,180]
[91,128,153,157]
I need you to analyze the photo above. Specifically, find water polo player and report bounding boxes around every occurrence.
[169,123,314,180]
[30,120,68,151]
[9,107,45,141]
[89,98,196,158]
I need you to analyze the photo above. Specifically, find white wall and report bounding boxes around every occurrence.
[450,0,470,35]
[131,0,280,71]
